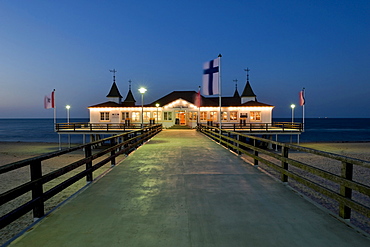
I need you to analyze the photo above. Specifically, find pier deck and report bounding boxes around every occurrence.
[8,130,370,247]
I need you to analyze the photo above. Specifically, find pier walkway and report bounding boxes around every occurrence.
[8,130,370,247]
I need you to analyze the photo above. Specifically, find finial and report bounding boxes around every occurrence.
[244,68,250,82]
[233,79,238,90]
[109,69,117,83]
[128,80,132,90]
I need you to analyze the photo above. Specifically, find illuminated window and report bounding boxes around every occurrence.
[164,112,172,121]
[100,112,110,121]
[222,112,228,120]
[250,111,261,121]
[143,112,151,121]
[210,111,217,121]
[132,112,140,121]
[189,112,198,120]
[200,112,207,121]
[230,111,237,121]
[121,112,129,120]
[153,111,161,120]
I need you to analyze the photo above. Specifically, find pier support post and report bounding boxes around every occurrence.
[339,162,353,219]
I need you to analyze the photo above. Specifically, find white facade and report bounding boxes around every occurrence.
[89,98,274,129]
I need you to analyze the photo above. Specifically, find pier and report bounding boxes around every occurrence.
[5,129,370,246]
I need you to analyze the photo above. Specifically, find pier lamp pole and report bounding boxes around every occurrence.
[139,87,147,128]
[155,103,159,123]
[290,104,296,123]
[66,105,71,123]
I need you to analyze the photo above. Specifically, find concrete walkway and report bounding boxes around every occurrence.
[9,130,370,247]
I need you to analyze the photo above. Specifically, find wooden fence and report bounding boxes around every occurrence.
[198,125,370,221]
[0,124,162,229]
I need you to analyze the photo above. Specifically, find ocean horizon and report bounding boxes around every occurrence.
[0,118,369,144]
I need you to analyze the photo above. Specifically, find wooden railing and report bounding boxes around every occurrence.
[55,122,155,132]
[0,124,162,230]
[198,125,370,221]
[203,122,303,132]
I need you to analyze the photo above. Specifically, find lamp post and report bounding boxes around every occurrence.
[66,105,71,123]
[155,103,159,123]
[290,104,296,123]
[138,87,147,128]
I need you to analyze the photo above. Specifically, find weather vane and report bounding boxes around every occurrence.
[244,68,250,82]
[233,79,238,91]
[109,69,117,83]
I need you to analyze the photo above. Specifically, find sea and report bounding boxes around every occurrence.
[0,118,370,144]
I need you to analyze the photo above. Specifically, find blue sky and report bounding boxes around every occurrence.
[0,0,369,119]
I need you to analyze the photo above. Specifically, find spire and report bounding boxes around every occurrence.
[123,79,136,106]
[233,79,240,98]
[106,69,123,103]
[241,68,257,103]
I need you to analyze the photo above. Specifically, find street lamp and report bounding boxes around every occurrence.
[290,104,296,123]
[66,105,71,123]
[138,87,147,127]
[155,103,160,123]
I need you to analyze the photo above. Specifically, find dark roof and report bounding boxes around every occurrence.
[241,101,273,107]
[147,91,198,107]
[122,89,136,107]
[106,82,123,98]
[241,81,256,97]
[89,91,273,108]
[233,89,240,98]
[147,91,243,107]
[88,101,121,108]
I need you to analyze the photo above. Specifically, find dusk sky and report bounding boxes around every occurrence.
[1,0,369,119]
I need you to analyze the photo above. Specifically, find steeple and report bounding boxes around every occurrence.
[106,69,123,104]
[241,68,256,104]
[122,80,136,107]
[233,79,240,98]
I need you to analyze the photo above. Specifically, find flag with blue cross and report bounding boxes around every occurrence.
[202,57,220,95]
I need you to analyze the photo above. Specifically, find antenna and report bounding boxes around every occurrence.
[109,69,117,83]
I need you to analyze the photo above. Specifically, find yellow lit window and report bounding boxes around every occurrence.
[250,111,261,121]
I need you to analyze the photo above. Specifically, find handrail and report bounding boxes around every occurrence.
[197,124,370,221]
[55,122,154,132]
[199,122,303,132]
[0,124,162,230]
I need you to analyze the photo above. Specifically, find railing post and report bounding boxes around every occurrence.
[85,144,93,182]
[236,134,241,155]
[253,139,258,166]
[30,160,44,220]
[339,162,353,219]
[281,146,289,182]
[110,137,116,167]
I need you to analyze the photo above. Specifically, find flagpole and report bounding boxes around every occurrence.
[302,88,305,132]
[197,86,201,126]
[218,54,222,130]
[53,89,56,131]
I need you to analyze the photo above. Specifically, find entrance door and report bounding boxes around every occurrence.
[176,111,186,125]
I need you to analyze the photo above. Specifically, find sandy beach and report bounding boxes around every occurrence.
[1,141,370,245]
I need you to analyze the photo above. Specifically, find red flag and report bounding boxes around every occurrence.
[194,88,201,108]
[299,90,305,106]
[44,90,55,109]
